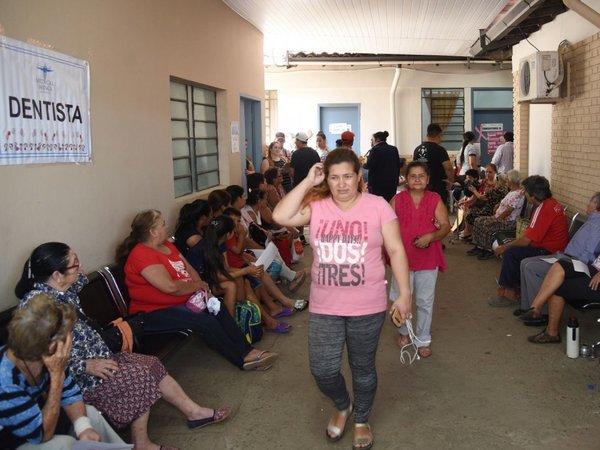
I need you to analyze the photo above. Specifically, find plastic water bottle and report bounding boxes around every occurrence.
[566,316,580,359]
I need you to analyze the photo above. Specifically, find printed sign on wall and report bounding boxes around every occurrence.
[0,36,91,165]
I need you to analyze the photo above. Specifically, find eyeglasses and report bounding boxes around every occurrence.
[64,260,81,272]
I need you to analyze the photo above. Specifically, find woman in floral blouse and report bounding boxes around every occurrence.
[15,242,231,450]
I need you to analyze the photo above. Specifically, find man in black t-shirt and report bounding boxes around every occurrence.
[413,123,454,207]
[290,131,320,188]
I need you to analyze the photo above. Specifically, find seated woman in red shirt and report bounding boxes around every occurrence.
[116,209,277,371]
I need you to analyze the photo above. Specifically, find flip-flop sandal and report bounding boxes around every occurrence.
[187,406,232,429]
[352,423,373,450]
[271,307,295,319]
[293,299,308,311]
[264,321,292,334]
[326,402,354,442]
[527,331,561,344]
[242,351,279,370]
[418,346,432,358]
[289,270,306,292]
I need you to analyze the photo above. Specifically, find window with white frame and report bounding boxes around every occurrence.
[421,88,465,152]
[170,79,219,197]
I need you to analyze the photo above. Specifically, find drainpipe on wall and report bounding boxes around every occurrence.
[389,65,401,146]
[563,0,600,28]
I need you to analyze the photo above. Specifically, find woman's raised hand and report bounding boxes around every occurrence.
[306,162,325,186]
[43,331,73,378]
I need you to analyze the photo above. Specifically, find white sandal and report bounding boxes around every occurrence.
[294,299,308,311]
[326,402,353,442]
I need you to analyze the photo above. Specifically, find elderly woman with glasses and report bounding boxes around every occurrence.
[16,242,232,450]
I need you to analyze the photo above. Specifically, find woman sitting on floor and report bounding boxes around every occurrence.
[15,242,231,450]
[466,170,524,260]
[117,209,278,372]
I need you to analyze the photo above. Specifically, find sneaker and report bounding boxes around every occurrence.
[477,250,495,260]
[513,308,529,317]
[528,331,561,344]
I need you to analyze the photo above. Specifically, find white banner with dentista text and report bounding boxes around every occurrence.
[0,35,91,165]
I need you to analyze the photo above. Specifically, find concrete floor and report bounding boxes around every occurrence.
[144,236,600,450]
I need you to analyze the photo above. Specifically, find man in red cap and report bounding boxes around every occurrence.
[341,130,355,149]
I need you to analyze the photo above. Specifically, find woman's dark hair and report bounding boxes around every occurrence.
[316,131,326,139]
[208,190,231,214]
[264,167,279,185]
[405,161,430,177]
[247,188,266,206]
[522,175,552,201]
[459,131,476,165]
[15,242,71,299]
[247,172,265,191]
[465,169,480,179]
[115,209,162,265]
[176,199,211,232]
[198,216,235,289]
[372,131,389,143]
[225,185,245,206]
[223,207,241,218]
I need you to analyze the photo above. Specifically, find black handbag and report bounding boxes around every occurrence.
[77,309,144,353]
[248,222,268,247]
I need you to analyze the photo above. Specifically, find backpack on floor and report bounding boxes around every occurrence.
[235,301,263,344]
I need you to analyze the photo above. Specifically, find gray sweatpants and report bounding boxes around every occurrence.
[308,311,385,423]
[520,254,566,313]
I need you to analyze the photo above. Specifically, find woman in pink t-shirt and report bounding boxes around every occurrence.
[273,148,411,450]
[390,161,451,358]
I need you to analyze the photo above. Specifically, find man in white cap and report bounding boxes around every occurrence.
[290,131,320,245]
[290,132,320,189]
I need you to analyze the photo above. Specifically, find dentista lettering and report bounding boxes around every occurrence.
[8,96,82,123]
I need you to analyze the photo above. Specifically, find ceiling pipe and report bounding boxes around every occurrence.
[563,0,600,28]
[287,53,501,64]
[389,65,401,147]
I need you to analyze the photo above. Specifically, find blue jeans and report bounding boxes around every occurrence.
[390,269,439,346]
[308,311,385,423]
[499,247,549,289]
[143,303,252,369]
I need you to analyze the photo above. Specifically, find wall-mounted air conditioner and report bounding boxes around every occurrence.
[519,51,560,102]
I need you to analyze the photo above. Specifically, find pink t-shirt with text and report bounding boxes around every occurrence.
[309,193,397,316]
